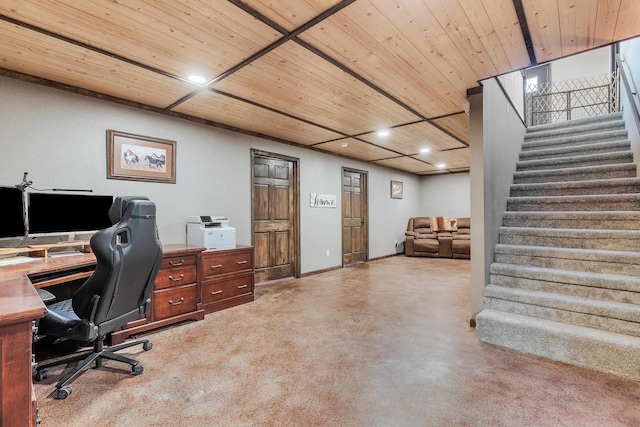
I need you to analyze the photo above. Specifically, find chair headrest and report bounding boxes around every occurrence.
[125,199,156,219]
[109,196,150,224]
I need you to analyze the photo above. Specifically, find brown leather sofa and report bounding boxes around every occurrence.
[404,217,470,259]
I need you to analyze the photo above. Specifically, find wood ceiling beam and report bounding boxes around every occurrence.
[512,0,537,66]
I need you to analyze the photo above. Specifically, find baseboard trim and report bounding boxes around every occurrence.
[370,253,402,261]
[299,265,342,278]
[293,254,403,279]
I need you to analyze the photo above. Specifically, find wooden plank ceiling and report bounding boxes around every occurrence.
[1,0,639,175]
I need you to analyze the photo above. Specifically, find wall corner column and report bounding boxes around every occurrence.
[468,86,485,325]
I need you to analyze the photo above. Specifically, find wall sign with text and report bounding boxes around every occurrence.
[310,193,337,208]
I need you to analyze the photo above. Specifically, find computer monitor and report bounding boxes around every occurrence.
[27,192,114,237]
[0,186,27,240]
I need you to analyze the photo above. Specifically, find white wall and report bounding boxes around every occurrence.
[419,172,470,218]
[497,71,525,121]
[0,76,424,274]
[619,37,640,168]
[550,46,611,82]
[470,79,526,319]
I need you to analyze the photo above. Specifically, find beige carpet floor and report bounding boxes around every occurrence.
[34,256,640,426]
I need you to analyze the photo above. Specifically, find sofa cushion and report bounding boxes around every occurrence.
[414,238,439,252]
[457,217,470,228]
[413,217,431,229]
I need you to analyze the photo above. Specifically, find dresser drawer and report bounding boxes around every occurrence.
[203,274,253,304]
[159,254,197,270]
[155,267,197,290]
[153,284,197,320]
[202,251,253,278]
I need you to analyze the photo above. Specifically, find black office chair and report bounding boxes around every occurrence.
[34,196,163,399]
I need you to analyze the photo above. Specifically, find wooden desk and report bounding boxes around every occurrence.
[0,254,94,427]
[0,244,254,424]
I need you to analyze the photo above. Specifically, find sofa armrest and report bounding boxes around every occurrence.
[405,231,417,238]
[405,234,415,256]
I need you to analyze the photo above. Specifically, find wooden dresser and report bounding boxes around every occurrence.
[200,245,255,314]
[110,244,205,344]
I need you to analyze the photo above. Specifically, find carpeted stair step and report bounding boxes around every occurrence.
[513,163,637,184]
[519,140,630,161]
[525,112,623,135]
[498,226,640,251]
[521,129,628,152]
[478,112,640,381]
[483,284,640,337]
[510,177,640,197]
[506,193,640,212]
[502,211,640,229]
[516,151,633,171]
[494,244,640,276]
[476,309,640,381]
[489,263,640,305]
[524,117,626,143]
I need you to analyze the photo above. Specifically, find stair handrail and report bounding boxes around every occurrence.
[493,76,526,127]
[616,53,640,132]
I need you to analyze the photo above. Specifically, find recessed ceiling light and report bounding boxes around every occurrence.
[340,141,349,148]
[376,129,390,137]
[420,148,431,154]
[436,163,446,169]
[187,75,207,85]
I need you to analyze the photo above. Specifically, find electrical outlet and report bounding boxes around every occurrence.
[326,249,330,257]
[395,240,398,247]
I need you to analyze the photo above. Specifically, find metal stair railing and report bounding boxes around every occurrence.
[525,73,620,127]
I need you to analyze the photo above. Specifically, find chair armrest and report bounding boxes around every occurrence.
[405,231,417,238]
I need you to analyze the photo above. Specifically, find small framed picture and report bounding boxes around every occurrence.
[107,130,176,183]
[390,180,403,199]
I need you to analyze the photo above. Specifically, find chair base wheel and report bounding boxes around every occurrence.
[55,385,72,400]
[132,363,143,375]
[35,369,48,382]
[143,341,153,351]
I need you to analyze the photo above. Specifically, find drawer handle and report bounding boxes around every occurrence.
[168,274,184,281]
[168,297,185,306]
[210,290,223,295]
[236,260,248,265]
[237,284,248,289]
[210,264,223,270]
[168,259,185,267]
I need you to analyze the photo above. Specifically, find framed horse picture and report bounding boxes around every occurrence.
[390,180,403,199]
[107,130,176,183]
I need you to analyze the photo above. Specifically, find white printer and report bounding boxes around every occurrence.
[186,216,236,251]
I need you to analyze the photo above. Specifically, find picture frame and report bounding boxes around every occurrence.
[390,180,403,199]
[107,130,176,183]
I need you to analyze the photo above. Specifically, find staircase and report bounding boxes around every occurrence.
[476,112,640,381]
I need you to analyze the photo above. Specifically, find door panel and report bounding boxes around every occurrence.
[252,154,298,282]
[254,184,269,220]
[254,232,269,270]
[275,231,289,265]
[342,169,367,265]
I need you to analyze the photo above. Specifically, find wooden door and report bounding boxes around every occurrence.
[251,152,298,283]
[342,169,368,265]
